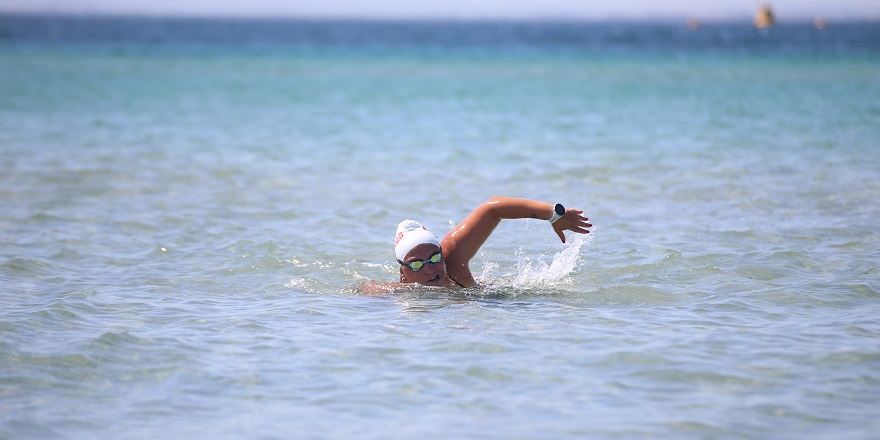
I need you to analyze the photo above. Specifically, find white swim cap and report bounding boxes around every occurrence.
[394,220,440,261]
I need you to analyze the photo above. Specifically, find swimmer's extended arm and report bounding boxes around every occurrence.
[441,196,591,268]
[358,280,415,295]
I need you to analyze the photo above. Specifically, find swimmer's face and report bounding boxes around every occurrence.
[399,243,446,287]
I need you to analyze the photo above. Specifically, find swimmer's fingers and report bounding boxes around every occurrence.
[572,209,591,228]
[574,215,593,232]
[565,209,589,222]
[563,209,591,229]
[554,226,567,243]
[552,209,592,243]
[571,225,592,234]
[565,220,592,235]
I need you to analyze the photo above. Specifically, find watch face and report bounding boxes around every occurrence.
[555,203,565,215]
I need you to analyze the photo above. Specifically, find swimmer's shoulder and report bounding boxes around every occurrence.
[358,281,414,296]
[446,268,478,289]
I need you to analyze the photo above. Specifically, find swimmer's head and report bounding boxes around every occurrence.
[394,220,446,287]
[394,220,440,261]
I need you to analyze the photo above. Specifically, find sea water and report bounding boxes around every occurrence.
[1,15,879,439]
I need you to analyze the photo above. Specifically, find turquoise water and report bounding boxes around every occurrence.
[2,16,880,439]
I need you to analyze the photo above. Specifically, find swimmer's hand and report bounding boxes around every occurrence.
[552,208,592,243]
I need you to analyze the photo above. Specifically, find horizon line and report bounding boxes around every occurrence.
[3,10,880,24]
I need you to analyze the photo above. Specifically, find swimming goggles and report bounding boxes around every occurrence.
[398,251,442,271]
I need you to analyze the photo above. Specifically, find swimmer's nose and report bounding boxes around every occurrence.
[425,268,441,281]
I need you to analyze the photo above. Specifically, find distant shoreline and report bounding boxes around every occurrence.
[2,11,880,26]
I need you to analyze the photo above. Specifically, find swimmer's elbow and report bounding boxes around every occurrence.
[485,196,506,206]
[482,196,516,218]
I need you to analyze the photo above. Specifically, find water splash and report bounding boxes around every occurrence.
[284,277,311,290]
[477,232,594,293]
[513,232,593,287]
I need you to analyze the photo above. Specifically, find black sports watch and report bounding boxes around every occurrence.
[549,203,565,224]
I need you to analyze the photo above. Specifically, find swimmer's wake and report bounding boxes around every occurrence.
[477,231,594,293]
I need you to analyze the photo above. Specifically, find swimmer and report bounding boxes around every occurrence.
[362,196,591,293]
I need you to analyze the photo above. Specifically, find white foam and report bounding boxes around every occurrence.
[474,231,594,292]
[512,232,593,287]
[284,277,310,289]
